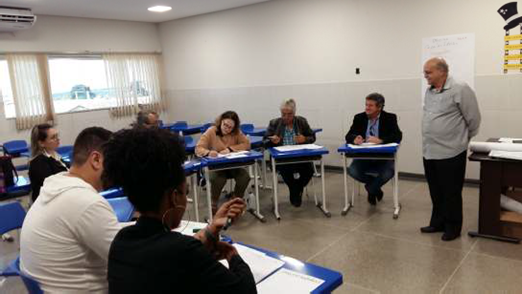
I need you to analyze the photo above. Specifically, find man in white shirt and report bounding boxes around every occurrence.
[20,127,120,293]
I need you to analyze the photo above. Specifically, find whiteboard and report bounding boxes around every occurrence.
[421,33,475,97]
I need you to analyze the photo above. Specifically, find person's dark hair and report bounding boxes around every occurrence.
[103,128,186,213]
[30,123,53,158]
[134,110,159,128]
[215,110,240,136]
[366,92,385,109]
[72,127,113,166]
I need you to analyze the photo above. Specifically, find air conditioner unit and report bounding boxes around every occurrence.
[0,6,37,32]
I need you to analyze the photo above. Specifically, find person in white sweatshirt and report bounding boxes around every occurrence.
[20,127,118,294]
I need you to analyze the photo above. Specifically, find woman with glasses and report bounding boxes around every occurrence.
[103,128,255,293]
[195,111,251,216]
[28,123,69,201]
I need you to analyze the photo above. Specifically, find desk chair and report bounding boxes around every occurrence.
[56,145,73,157]
[107,197,135,222]
[2,140,30,171]
[200,123,213,133]
[240,124,254,134]
[0,202,26,277]
[10,257,43,294]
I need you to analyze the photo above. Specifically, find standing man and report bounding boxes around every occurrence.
[345,93,402,205]
[421,57,481,241]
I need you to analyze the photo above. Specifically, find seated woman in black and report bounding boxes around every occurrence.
[28,123,69,201]
[103,128,256,294]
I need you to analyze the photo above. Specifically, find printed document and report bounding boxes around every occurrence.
[257,268,325,293]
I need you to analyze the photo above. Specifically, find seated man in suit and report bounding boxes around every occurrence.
[345,93,402,205]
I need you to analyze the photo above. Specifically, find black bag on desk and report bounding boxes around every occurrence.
[0,155,18,189]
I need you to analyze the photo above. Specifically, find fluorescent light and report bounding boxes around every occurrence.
[148,6,172,12]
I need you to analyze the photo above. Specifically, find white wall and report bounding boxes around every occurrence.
[159,0,522,179]
[0,15,164,146]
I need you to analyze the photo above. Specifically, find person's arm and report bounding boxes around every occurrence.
[263,119,279,147]
[28,156,54,199]
[183,238,256,294]
[345,115,361,144]
[380,113,403,144]
[298,117,316,144]
[229,132,250,151]
[195,128,214,157]
[457,85,481,139]
[75,200,123,262]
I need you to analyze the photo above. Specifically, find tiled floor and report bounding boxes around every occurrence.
[2,171,522,293]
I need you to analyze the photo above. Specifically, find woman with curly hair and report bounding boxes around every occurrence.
[103,128,256,293]
[195,110,251,215]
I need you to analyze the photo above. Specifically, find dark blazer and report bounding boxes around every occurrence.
[28,154,69,201]
[108,217,257,294]
[263,116,316,147]
[345,110,403,144]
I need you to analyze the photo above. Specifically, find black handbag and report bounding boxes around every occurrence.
[0,155,18,194]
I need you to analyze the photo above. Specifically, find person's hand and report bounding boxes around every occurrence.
[354,135,364,145]
[366,136,383,144]
[211,198,246,230]
[269,135,281,144]
[214,241,238,261]
[294,134,306,144]
[219,148,230,155]
[209,150,219,157]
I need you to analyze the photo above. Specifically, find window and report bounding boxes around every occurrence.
[0,59,15,118]
[48,56,116,114]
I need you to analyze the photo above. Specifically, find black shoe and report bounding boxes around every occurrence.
[376,189,384,202]
[420,226,444,233]
[367,193,377,205]
[441,231,461,241]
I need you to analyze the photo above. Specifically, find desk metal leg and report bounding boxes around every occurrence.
[393,154,400,219]
[204,167,213,222]
[316,159,331,217]
[248,161,266,222]
[342,155,352,216]
[260,148,272,190]
[271,158,281,220]
[193,174,199,222]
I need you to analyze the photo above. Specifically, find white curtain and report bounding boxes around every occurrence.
[7,54,55,130]
[103,53,165,117]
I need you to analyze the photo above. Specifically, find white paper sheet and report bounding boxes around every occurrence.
[274,144,324,152]
[489,150,522,161]
[347,143,399,149]
[172,221,207,236]
[216,150,249,158]
[469,142,522,153]
[498,138,522,143]
[257,268,325,294]
[219,244,285,284]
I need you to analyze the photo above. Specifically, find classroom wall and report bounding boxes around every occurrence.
[0,15,164,146]
[159,0,522,180]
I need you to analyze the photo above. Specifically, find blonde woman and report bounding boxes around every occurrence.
[28,123,68,201]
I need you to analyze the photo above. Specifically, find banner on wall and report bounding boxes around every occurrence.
[498,2,522,74]
[421,33,475,98]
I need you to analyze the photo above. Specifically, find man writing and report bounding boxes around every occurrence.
[345,93,402,205]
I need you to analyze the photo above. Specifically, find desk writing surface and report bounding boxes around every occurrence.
[269,147,329,159]
[338,144,398,154]
[202,151,263,167]
[183,159,205,174]
[6,176,30,194]
[238,242,343,293]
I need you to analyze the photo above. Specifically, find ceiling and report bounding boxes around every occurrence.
[0,0,271,23]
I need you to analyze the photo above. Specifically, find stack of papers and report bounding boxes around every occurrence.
[347,142,398,149]
[257,268,325,293]
[220,244,285,284]
[217,150,249,159]
[498,138,522,144]
[489,150,522,161]
[274,144,324,152]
